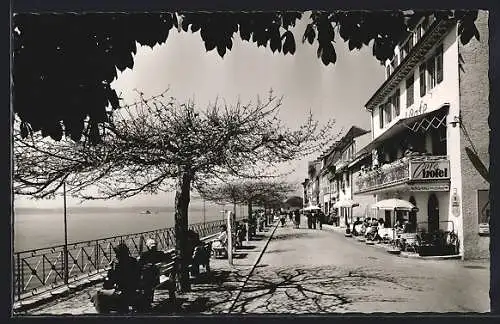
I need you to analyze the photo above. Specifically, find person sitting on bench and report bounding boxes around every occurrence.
[138,239,173,308]
[92,243,141,313]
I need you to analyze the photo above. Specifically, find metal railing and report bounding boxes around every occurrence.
[13,219,227,302]
[354,155,449,193]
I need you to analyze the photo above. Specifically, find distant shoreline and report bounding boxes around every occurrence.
[14,205,215,215]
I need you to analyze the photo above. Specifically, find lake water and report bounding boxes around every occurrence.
[13,205,247,252]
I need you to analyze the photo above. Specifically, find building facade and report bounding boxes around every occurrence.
[351,11,489,260]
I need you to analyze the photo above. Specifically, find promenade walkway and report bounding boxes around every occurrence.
[19,224,277,315]
[229,217,490,313]
[18,217,490,315]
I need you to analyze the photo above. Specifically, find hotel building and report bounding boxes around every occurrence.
[351,11,489,259]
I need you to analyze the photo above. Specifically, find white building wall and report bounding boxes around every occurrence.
[369,25,465,255]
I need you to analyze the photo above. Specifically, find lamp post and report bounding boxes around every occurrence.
[63,182,69,284]
[203,198,206,225]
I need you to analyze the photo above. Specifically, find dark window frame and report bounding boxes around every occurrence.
[419,63,426,97]
[436,44,444,84]
[406,74,415,107]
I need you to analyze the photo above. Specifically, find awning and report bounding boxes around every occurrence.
[354,104,450,158]
[371,198,418,211]
[333,199,360,208]
[302,205,321,211]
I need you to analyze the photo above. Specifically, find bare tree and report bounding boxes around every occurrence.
[14,90,338,291]
[199,180,296,223]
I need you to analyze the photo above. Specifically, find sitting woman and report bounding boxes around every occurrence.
[212,225,229,257]
[92,243,141,313]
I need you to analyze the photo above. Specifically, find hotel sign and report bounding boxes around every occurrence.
[410,160,450,180]
[409,183,450,192]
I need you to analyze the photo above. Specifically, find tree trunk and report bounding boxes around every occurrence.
[233,201,237,223]
[174,167,192,292]
[247,199,253,221]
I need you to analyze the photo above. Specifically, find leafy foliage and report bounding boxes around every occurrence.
[12,11,480,142]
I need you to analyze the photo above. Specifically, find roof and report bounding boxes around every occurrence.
[318,126,370,160]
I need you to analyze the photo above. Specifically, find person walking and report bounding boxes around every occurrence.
[311,212,317,229]
[294,210,301,229]
[317,211,324,230]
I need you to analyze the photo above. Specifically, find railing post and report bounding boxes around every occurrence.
[63,245,69,284]
[16,253,21,301]
[95,240,99,274]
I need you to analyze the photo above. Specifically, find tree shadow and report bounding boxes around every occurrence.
[270,232,315,241]
[229,265,420,314]
[236,245,256,250]
[149,268,247,314]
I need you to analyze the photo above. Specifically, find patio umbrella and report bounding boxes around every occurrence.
[302,205,321,211]
[333,199,360,208]
[372,199,418,211]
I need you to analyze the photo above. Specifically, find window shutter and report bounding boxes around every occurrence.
[436,45,444,83]
[379,105,384,128]
[419,63,426,97]
[406,75,414,107]
[394,90,400,116]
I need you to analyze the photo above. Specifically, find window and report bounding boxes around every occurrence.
[384,101,392,124]
[416,24,422,42]
[346,172,350,186]
[427,56,436,90]
[393,90,400,117]
[419,63,426,97]
[406,75,414,107]
[379,105,384,128]
[436,45,443,83]
[386,65,391,78]
[399,47,405,62]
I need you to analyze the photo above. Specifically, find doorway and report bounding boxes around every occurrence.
[427,194,439,232]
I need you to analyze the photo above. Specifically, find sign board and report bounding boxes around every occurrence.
[410,160,450,180]
[451,190,460,217]
[409,183,450,192]
[479,223,490,235]
[477,190,489,235]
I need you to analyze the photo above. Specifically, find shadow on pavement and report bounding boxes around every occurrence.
[236,245,256,250]
[150,269,247,314]
[230,265,419,314]
[264,249,293,254]
[271,232,316,241]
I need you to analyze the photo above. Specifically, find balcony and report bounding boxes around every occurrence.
[354,155,450,194]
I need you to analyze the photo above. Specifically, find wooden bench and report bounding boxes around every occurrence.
[150,250,179,299]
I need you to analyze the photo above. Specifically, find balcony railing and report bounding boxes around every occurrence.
[355,155,449,193]
[13,219,227,302]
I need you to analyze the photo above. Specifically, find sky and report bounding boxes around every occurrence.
[15,13,385,209]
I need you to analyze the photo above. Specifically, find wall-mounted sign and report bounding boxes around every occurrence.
[477,189,489,235]
[410,160,450,180]
[409,183,450,192]
[451,189,460,217]
[405,101,428,118]
[479,223,490,236]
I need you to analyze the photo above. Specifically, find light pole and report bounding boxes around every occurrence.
[63,182,69,284]
[203,198,206,225]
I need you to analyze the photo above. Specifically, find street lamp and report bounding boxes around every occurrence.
[63,182,69,284]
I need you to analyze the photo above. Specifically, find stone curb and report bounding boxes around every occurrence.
[226,222,279,314]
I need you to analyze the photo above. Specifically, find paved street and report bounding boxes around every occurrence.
[230,217,490,314]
